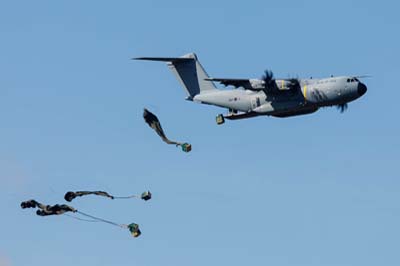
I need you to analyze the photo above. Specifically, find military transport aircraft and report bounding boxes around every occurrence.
[135,53,367,125]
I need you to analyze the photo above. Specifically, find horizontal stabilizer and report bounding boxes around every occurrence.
[134,57,193,62]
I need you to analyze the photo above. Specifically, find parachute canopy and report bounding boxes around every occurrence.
[143,108,191,152]
[21,200,77,216]
[64,191,114,202]
[36,204,76,216]
[21,199,40,209]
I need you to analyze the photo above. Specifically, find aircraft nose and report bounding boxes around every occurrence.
[357,82,367,96]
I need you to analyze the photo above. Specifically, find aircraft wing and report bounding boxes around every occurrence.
[205,78,254,90]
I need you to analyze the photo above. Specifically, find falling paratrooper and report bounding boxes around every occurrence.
[143,108,191,152]
[64,190,152,202]
[21,199,143,238]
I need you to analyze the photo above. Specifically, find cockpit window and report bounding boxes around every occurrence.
[351,78,355,82]
[347,78,350,82]
[354,78,359,82]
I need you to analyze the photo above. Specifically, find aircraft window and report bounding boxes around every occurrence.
[351,78,355,82]
[347,79,350,82]
[354,78,359,82]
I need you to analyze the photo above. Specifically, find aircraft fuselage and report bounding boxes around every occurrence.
[136,53,367,121]
[193,76,367,119]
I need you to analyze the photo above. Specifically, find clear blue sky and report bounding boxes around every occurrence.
[1,0,399,265]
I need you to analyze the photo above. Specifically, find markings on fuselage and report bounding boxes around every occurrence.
[309,88,329,102]
[303,85,308,101]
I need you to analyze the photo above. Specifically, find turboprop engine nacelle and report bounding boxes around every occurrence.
[249,79,297,91]
[249,79,264,90]
[276,79,295,91]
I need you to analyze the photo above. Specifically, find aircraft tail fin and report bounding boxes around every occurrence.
[135,53,217,98]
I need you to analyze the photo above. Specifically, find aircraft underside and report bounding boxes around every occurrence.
[214,104,319,125]
[222,105,318,119]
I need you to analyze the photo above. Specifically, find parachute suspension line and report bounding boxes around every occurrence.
[112,195,139,199]
[63,213,100,223]
[113,191,151,201]
[76,211,126,229]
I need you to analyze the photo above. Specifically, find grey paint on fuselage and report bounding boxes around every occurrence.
[135,53,367,120]
[194,76,364,117]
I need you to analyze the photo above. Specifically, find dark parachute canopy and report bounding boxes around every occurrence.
[64,191,114,201]
[143,108,191,152]
[21,200,76,216]
[21,199,80,218]
[64,190,152,202]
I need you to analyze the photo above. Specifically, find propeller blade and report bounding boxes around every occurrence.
[337,103,348,113]
[261,69,276,91]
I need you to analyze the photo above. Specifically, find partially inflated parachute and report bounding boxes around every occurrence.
[64,190,152,202]
[21,199,143,238]
[143,108,191,152]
